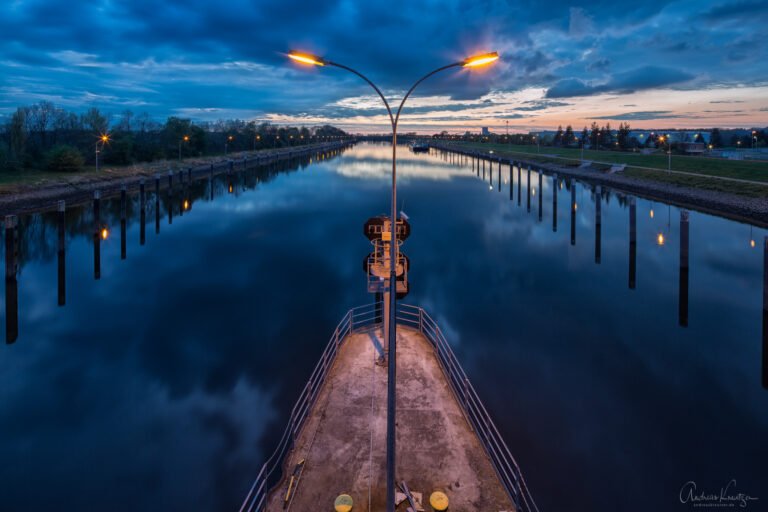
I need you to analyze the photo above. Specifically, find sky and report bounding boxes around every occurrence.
[0,0,767,133]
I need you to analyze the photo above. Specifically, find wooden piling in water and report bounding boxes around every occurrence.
[553,174,558,232]
[679,210,689,327]
[57,201,66,306]
[629,197,637,290]
[5,215,18,343]
[139,180,146,246]
[526,166,531,213]
[538,170,543,222]
[763,236,767,389]
[595,186,602,264]
[570,179,576,246]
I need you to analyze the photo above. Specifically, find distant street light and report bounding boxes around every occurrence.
[95,133,109,171]
[225,135,234,156]
[179,134,189,161]
[288,48,499,512]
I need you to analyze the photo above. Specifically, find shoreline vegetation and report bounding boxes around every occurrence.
[0,142,349,217]
[432,142,768,228]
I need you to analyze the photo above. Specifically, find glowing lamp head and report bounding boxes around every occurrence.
[183,135,189,142]
[288,51,326,66]
[228,135,234,141]
[100,134,109,143]
[462,51,500,68]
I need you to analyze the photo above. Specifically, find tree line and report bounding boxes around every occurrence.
[0,101,349,172]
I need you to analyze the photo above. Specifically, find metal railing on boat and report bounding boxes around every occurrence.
[239,302,538,512]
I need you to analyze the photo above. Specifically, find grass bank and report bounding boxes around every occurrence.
[450,142,768,197]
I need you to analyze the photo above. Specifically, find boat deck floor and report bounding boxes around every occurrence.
[267,326,515,511]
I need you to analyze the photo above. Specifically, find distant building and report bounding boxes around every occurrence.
[481,127,489,135]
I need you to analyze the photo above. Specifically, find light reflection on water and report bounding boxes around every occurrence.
[0,143,766,511]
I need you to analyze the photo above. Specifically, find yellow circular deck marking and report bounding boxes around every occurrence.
[430,491,450,511]
[334,493,353,512]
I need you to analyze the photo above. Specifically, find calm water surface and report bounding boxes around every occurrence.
[1,143,766,511]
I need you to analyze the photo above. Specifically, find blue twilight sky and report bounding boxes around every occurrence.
[1,0,767,133]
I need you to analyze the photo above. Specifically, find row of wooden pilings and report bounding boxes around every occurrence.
[2,141,354,344]
[430,143,768,390]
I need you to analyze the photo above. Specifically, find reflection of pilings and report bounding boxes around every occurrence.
[5,215,18,344]
[497,160,501,192]
[570,179,576,246]
[517,165,521,206]
[188,167,192,182]
[538,170,543,222]
[595,186,602,264]
[93,190,101,280]
[168,170,173,191]
[57,201,66,306]
[120,184,127,260]
[482,158,485,180]
[509,163,514,200]
[139,179,146,246]
[763,236,767,389]
[629,198,637,290]
[679,210,689,327]
[168,190,173,225]
[552,173,558,232]
[526,166,531,212]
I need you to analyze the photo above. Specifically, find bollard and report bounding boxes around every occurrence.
[139,179,146,209]
[629,197,637,290]
[188,167,192,182]
[552,173,558,232]
[679,210,689,327]
[5,215,18,343]
[58,201,66,306]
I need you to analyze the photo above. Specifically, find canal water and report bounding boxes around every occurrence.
[0,142,765,511]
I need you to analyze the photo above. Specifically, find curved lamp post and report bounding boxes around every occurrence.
[288,49,499,512]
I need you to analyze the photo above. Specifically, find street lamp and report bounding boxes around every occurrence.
[179,134,189,161]
[95,133,109,171]
[225,135,234,156]
[288,48,499,512]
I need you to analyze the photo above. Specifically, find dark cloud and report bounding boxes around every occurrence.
[588,111,680,120]
[587,58,611,71]
[0,0,765,124]
[546,66,695,98]
[515,100,571,111]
